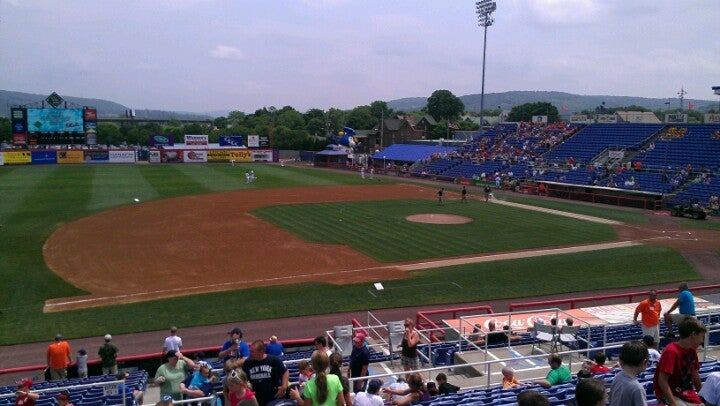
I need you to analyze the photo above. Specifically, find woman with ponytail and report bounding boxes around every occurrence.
[291,351,344,406]
[329,352,352,406]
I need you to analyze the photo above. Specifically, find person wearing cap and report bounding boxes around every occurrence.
[47,333,72,381]
[15,378,39,406]
[633,289,662,343]
[155,350,196,401]
[98,334,119,375]
[348,333,370,393]
[116,372,145,405]
[56,391,73,406]
[162,326,182,357]
[265,335,284,357]
[353,379,384,406]
[219,327,250,365]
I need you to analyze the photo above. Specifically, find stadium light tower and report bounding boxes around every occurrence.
[476,0,497,136]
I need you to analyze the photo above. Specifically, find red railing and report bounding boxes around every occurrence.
[509,284,720,311]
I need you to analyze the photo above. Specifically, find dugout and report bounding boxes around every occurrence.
[537,181,664,210]
[313,148,349,167]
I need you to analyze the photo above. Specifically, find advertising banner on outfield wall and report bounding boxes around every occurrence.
[149,134,174,147]
[3,151,31,165]
[219,135,244,147]
[183,150,208,163]
[207,149,253,163]
[84,150,110,162]
[185,134,208,146]
[109,150,136,163]
[161,150,183,163]
[705,114,720,123]
[148,150,161,163]
[0,152,4,165]
[246,135,270,148]
[31,150,58,164]
[57,150,84,164]
[13,133,27,145]
[252,150,273,162]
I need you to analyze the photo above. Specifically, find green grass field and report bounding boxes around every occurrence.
[0,164,698,345]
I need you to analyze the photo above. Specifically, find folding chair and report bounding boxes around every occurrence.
[559,325,580,350]
[531,323,558,353]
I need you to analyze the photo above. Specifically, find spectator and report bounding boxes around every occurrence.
[221,360,239,404]
[297,360,312,391]
[609,340,649,406]
[348,333,370,393]
[180,360,216,401]
[116,372,145,405]
[290,351,343,406]
[265,336,284,357]
[226,369,259,406]
[314,336,332,356]
[591,352,610,374]
[47,333,72,381]
[653,317,706,405]
[242,340,289,406]
[219,327,250,365]
[633,289,662,343]
[14,378,39,406]
[577,360,594,380]
[76,349,88,379]
[699,372,720,406]
[533,353,572,388]
[501,366,528,389]
[517,390,550,406]
[382,373,426,406]
[384,378,409,404]
[664,282,696,339]
[435,373,459,395]
[400,318,420,380]
[575,378,607,406]
[162,326,182,357]
[329,352,352,406]
[156,395,174,406]
[155,350,196,401]
[98,334,119,376]
[56,391,73,406]
[642,335,661,365]
[353,379,384,406]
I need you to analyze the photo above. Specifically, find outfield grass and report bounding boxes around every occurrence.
[254,199,617,262]
[0,164,699,345]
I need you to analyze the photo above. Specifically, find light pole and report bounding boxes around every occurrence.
[476,0,496,136]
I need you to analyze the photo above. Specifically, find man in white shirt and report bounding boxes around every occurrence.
[162,326,182,356]
[354,379,384,406]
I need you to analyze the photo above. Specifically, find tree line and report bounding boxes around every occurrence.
[0,89,711,149]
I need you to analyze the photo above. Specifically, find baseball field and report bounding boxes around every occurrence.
[0,163,711,346]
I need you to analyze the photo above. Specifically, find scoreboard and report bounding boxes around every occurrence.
[11,106,98,145]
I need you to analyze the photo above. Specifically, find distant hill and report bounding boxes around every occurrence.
[0,90,212,120]
[388,90,717,115]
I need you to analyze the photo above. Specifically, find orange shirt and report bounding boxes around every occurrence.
[635,298,661,327]
[47,341,71,369]
[502,376,521,389]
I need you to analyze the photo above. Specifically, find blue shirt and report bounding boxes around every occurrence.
[265,341,284,357]
[678,289,695,315]
[220,340,250,361]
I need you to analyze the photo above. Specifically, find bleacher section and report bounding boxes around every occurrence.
[544,123,664,164]
[0,371,147,406]
[370,144,458,163]
[672,177,720,207]
[634,124,720,172]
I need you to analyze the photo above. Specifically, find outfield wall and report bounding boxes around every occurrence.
[0,148,277,165]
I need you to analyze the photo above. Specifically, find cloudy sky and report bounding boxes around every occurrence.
[1,0,718,113]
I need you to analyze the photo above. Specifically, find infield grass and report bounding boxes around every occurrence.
[0,164,699,344]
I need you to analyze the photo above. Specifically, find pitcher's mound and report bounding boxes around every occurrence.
[406,214,473,224]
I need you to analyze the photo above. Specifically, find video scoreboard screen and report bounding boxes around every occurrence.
[11,106,98,145]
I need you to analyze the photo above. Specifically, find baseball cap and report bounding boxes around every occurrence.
[55,333,63,341]
[166,349,178,358]
[228,327,242,336]
[104,334,112,341]
[368,379,383,393]
[57,391,70,401]
[18,378,32,388]
[79,348,87,355]
[642,335,656,346]
[353,334,364,343]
